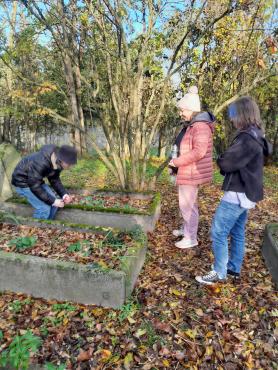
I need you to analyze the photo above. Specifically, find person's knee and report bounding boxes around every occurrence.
[211,222,228,241]
[230,225,245,238]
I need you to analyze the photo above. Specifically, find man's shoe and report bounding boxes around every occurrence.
[175,238,198,249]
[195,270,226,285]
[172,229,184,237]
[227,269,240,279]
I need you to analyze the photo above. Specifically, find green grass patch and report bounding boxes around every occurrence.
[145,158,171,184]
[264,165,278,191]
[60,155,170,190]
[213,167,223,185]
[60,157,109,189]
[8,236,37,250]
[67,240,90,253]
[52,303,76,312]
[0,330,41,370]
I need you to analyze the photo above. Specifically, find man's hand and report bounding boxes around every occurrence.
[63,194,73,204]
[53,199,65,208]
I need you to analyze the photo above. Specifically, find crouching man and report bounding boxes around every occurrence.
[11,144,77,220]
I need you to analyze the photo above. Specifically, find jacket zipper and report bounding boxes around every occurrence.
[226,173,233,189]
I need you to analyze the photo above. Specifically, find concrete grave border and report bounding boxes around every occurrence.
[262,223,278,288]
[1,189,161,232]
[0,215,147,308]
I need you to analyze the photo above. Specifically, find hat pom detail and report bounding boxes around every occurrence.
[188,86,198,94]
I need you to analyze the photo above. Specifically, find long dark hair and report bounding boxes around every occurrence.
[228,96,262,130]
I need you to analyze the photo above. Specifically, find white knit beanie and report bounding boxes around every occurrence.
[177,86,201,112]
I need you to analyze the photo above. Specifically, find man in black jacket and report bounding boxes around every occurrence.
[12,144,77,220]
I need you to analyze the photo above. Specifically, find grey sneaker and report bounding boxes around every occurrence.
[195,270,225,285]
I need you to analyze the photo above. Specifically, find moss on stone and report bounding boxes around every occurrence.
[147,192,161,215]
[64,203,147,215]
[266,223,278,246]
[7,191,161,216]
[0,145,6,160]
[1,213,114,234]
[6,196,27,205]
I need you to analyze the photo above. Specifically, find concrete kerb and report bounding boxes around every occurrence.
[0,217,147,308]
[262,223,278,288]
[0,190,161,232]
[0,250,126,308]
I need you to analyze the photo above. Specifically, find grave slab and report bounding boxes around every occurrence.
[1,190,161,232]
[0,215,147,308]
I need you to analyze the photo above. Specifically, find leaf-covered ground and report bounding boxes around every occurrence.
[71,193,151,213]
[0,166,277,369]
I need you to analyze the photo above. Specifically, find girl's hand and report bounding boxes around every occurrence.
[169,160,176,167]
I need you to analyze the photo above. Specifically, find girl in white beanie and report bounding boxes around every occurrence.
[169,86,215,249]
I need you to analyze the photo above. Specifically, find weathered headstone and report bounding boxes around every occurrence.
[0,143,21,201]
[262,223,278,288]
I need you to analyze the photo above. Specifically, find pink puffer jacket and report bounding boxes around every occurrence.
[172,118,214,186]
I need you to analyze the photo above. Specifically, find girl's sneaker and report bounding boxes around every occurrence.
[175,238,198,249]
[172,228,184,237]
[227,269,240,280]
[195,270,226,285]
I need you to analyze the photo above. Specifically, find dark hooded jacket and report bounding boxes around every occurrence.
[12,145,67,205]
[217,125,270,202]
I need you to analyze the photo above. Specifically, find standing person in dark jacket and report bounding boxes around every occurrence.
[12,144,77,220]
[195,96,271,285]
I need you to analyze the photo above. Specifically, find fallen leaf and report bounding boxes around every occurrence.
[127,316,136,324]
[159,347,170,356]
[184,329,197,340]
[91,308,104,317]
[169,301,180,308]
[162,359,170,367]
[77,347,93,362]
[153,319,173,334]
[170,288,185,297]
[205,346,213,356]
[174,350,186,361]
[134,328,147,338]
[195,308,204,316]
[100,349,112,362]
[124,352,133,370]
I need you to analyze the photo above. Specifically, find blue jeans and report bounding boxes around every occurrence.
[15,184,58,220]
[211,200,248,278]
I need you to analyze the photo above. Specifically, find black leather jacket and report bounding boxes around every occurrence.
[12,145,67,205]
[217,126,270,202]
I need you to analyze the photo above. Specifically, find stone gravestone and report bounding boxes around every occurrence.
[0,143,21,201]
